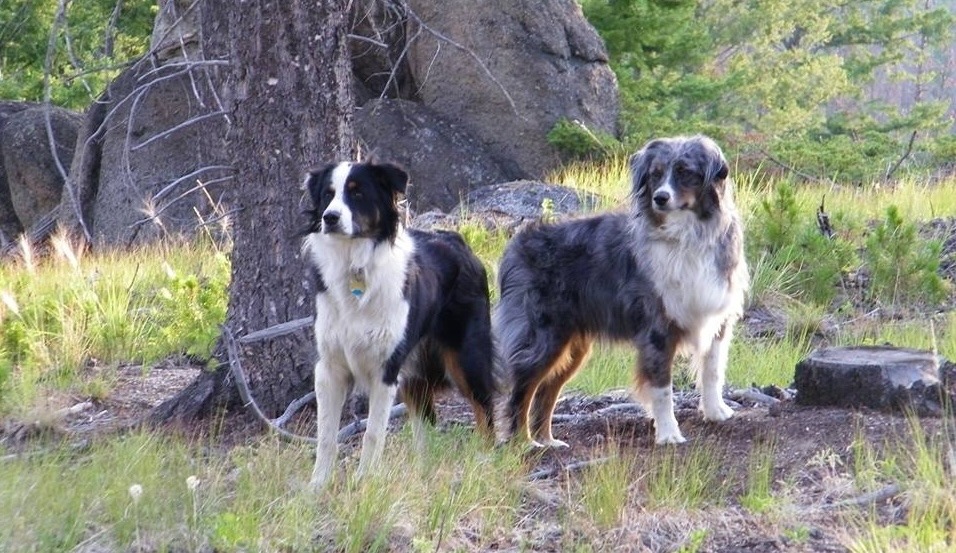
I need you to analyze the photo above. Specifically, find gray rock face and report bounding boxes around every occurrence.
[61,60,230,248]
[794,346,945,415]
[405,0,619,178]
[355,99,508,212]
[461,180,595,219]
[0,103,81,243]
[0,102,34,244]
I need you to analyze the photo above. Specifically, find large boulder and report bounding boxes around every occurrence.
[59,0,230,248]
[0,102,34,245]
[0,103,81,245]
[355,98,508,212]
[405,0,618,178]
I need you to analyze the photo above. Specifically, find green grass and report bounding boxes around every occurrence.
[0,427,528,552]
[1,164,955,550]
[844,417,956,552]
[0,236,229,416]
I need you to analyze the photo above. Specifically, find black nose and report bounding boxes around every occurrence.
[652,191,670,207]
[322,211,340,226]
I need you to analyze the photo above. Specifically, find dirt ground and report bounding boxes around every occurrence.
[7,359,936,553]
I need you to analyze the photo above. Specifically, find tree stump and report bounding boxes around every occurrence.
[794,346,946,416]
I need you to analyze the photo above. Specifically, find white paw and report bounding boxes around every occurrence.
[529,437,570,449]
[539,437,570,449]
[655,430,687,445]
[701,400,734,422]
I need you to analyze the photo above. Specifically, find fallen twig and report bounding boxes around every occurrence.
[529,456,611,481]
[223,324,407,444]
[829,483,902,510]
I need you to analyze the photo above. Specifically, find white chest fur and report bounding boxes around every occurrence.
[305,230,415,389]
[639,213,743,339]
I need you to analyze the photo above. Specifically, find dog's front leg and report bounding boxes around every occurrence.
[697,322,735,421]
[635,330,685,444]
[311,360,350,489]
[356,381,399,478]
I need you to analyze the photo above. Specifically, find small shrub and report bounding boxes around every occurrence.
[152,253,230,359]
[547,118,623,160]
[862,205,948,306]
[749,183,857,305]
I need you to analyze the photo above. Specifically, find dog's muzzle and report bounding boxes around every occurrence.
[322,211,343,234]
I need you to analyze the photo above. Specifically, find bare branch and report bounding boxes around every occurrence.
[222,324,316,443]
[884,130,917,182]
[403,6,519,116]
[222,324,407,445]
[102,0,124,58]
[128,111,227,152]
[237,317,314,344]
[758,148,825,182]
[271,391,316,428]
[529,457,612,481]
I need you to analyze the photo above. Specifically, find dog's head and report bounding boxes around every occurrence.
[303,161,408,242]
[629,135,730,224]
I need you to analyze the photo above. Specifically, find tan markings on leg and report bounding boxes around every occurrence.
[531,335,593,446]
[442,351,494,439]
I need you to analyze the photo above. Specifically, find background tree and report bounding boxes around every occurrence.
[580,0,955,182]
[150,0,355,422]
[0,0,153,108]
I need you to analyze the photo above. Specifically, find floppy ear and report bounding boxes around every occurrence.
[629,139,668,199]
[303,164,336,207]
[372,162,408,196]
[700,137,729,186]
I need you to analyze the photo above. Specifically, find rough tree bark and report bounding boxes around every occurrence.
[150,0,355,423]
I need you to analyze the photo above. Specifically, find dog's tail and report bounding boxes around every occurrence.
[492,250,556,383]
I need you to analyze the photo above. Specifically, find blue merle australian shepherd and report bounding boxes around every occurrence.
[496,135,749,447]
[302,161,496,487]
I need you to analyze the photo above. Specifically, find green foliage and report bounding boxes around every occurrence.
[547,118,624,160]
[0,241,229,413]
[749,182,857,305]
[152,253,230,359]
[0,0,154,108]
[583,0,955,181]
[863,205,948,306]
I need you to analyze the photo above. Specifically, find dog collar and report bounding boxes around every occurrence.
[349,269,366,298]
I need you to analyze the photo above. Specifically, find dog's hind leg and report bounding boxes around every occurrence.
[401,377,436,453]
[507,333,573,448]
[311,360,351,489]
[357,381,399,478]
[696,322,735,422]
[634,327,685,444]
[530,335,592,448]
[445,320,497,439]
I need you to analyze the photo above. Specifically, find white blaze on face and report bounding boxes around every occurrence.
[324,162,355,234]
[652,172,678,212]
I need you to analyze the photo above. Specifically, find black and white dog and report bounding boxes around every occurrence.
[302,161,496,487]
[496,135,749,446]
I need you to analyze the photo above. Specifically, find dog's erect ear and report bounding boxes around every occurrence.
[630,139,670,199]
[372,163,408,195]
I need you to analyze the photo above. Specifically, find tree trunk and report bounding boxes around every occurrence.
[150,0,354,423]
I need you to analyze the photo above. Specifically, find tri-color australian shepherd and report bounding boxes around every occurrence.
[496,135,749,446]
[302,161,495,488]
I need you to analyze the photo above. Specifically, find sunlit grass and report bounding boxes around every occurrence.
[547,155,632,210]
[642,441,728,509]
[575,442,637,529]
[0,238,229,415]
[845,416,956,552]
[0,427,527,552]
